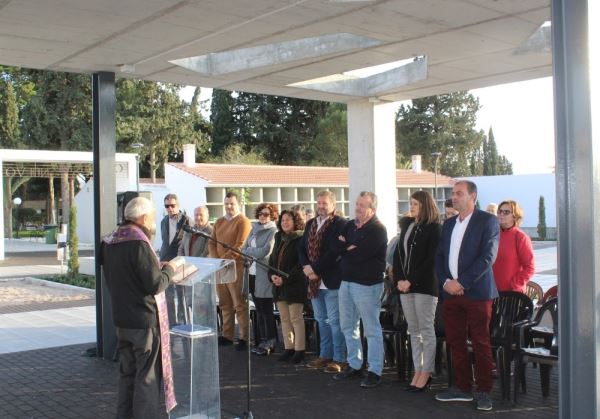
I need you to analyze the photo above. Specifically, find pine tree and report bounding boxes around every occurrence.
[396,92,486,177]
[210,89,235,155]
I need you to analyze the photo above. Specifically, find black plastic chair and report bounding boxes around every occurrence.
[490,291,534,399]
[379,282,409,380]
[513,297,558,403]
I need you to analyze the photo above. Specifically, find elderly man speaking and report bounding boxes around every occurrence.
[102,197,178,419]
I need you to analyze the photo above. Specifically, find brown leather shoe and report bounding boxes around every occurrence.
[307,357,332,369]
[324,361,347,374]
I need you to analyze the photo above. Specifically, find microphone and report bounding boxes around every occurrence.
[183,224,212,238]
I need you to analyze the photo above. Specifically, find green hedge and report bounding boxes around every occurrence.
[41,274,96,289]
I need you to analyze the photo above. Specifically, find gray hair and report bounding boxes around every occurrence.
[124,197,155,221]
[359,191,378,209]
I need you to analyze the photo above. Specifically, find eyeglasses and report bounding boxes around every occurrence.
[497,209,512,216]
[259,211,271,217]
[164,204,176,209]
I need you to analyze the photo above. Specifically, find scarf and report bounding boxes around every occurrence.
[307,213,336,299]
[103,222,177,413]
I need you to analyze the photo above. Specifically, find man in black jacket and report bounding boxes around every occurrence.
[333,191,388,389]
[299,190,348,373]
[160,193,191,325]
[102,197,177,419]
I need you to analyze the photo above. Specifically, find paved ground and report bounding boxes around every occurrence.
[0,341,558,419]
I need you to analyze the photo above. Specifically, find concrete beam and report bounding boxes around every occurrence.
[347,99,397,238]
[170,33,382,76]
[514,23,551,55]
[293,56,427,97]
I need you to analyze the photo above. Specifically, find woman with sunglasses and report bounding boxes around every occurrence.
[241,203,279,355]
[492,200,535,292]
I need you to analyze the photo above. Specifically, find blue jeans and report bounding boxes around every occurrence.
[339,281,384,375]
[311,288,346,362]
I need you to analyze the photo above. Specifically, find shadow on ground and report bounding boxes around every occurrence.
[0,343,557,419]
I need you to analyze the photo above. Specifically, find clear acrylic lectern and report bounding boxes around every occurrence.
[168,257,236,419]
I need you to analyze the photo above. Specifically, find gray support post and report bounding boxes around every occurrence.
[92,72,117,360]
[552,0,599,417]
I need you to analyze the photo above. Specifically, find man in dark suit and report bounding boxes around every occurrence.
[434,180,499,411]
[160,193,191,325]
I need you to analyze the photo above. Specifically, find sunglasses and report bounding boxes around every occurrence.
[259,211,271,217]
[165,204,177,209]
[497,209,512,216]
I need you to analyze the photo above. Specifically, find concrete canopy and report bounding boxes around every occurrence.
[0,0,550,102]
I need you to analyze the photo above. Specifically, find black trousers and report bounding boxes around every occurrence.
[116,327,162,419]
[254,296,277,342]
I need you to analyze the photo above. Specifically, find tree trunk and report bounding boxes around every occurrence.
[47,176,56,224]
[60,168,69,227]
[150,150,157,183]
[3,177,13,238]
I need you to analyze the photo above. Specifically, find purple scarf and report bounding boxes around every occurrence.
[104,223,177,413]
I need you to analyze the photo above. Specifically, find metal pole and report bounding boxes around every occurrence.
[551,0,599,417]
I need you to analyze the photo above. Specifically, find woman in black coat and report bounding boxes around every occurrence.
[269,209,306,364]
[392,190,442,392]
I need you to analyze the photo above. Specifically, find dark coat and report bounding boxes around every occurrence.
[336,215,388,286]
[269,231,306,304]
[177,224,213,257]
[392,217,442,297]
[298,215,348,290]
[101,223,174,329]
[435,209,500,300]
[159,212,191,261]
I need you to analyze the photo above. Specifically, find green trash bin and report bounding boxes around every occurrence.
[44,225,58,244]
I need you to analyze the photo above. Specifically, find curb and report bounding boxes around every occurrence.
[1,276,95,294]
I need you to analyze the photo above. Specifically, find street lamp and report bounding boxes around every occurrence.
[431,152,442,205]
[13,197,22,239]
[131,143,143,192]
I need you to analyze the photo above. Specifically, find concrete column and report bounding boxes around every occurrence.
[0,159,4,261]
[347,99,397,238]
[552,0,599,417]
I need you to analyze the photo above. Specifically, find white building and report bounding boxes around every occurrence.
[466,174,556,239]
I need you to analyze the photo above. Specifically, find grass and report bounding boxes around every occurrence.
[41,273,96,289]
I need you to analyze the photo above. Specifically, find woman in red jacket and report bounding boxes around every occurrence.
[492,200,535,292]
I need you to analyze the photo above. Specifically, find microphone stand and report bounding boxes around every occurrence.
[184,226,288,419]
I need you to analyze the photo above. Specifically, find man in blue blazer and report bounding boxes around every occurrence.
[434,180,499,411]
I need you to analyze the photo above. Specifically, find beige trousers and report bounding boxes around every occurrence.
[277,301,305,351]
[217,263,249,341]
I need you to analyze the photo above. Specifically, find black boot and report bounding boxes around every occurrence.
[291,350,305,364]
[278,349,295,362]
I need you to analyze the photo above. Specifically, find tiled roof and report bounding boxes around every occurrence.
[168,163,453,187]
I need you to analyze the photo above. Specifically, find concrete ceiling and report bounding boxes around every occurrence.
[0,0,551,103]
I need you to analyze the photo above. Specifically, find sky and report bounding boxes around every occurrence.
[181,76,557,175]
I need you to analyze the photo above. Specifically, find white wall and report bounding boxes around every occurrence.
[164,164,208,217]
[466,174,556,228]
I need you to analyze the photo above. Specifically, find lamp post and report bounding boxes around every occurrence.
[13,197,22,239]
[131,143,143,192]
[431,152,442,205]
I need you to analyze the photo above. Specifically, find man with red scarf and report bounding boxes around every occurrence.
[299,190,348,373]
[102,197,178,419]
